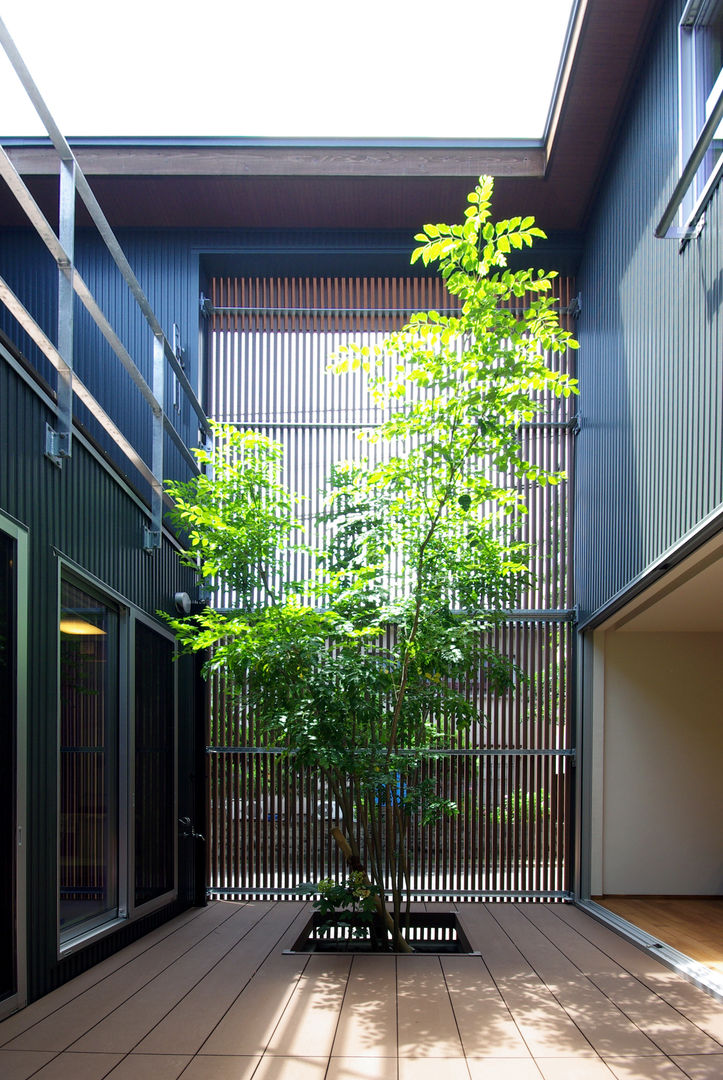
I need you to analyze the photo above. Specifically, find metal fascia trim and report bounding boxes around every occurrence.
[577,503,723,631]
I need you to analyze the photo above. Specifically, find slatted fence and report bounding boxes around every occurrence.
[205,275,577,900]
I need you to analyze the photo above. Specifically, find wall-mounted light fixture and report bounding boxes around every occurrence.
[174,591,192,615]
[59,616,106,636]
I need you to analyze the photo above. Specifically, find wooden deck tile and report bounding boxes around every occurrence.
[441,956,531,1058]
[331,956,398,1059]
[135,902,308,1055]
[534,1059,616,1079]
[0,1050,57,1079]
[466,1061,544,1079]
[547,906,723,1049]
[671,1055,723,1079]
[198,958,308,1055]
[589,969,722,1056]
[528,905,723,1046]
[104,1053,192,1079]
[604,1056,691,1079]
[31,1052,124,1078]
[326,1056,398,1079]
[397,956,464,1058]
[0,907,207,1046]
[180,1055,261,1079]
[7,901,723,1080]
[458,905,597,1058]
[68,903,270,1054]
[551,905,672,979]
[198,907,312,1056]
[3,902,240,1052]
[398,1058,469,1079]
[490,905,659,1058]
[521,905,643,977]
[251,1055,330,1078]
[265,954,350,1057]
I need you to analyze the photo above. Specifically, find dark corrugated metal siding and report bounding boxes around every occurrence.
[0,354,202,1001]
[575,0,723,622]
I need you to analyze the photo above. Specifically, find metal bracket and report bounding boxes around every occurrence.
[45,422,69,466]
[199,293,213,318]
[679,212,706,251]
[142,525,161,553]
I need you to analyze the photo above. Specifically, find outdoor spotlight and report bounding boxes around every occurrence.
[174,591,192,615]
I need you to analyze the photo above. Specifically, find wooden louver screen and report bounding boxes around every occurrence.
[205,274,576,901]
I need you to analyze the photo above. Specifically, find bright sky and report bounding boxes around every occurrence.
[0,0,575,140]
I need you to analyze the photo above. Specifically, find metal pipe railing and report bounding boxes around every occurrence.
[0,15,211,550]
[655,80,723,239]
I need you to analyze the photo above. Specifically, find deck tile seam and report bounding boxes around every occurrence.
[437,952,472,1068]
[460,910,545,1068]
[172,901,312,1056]
[237,918,312,1061]
[0,903,246,1052]
[60,902,277,1056]
[432,954,475,1080]
[323,950,357,1077]
[484,902,612,1064]
[0,905,227,1050]
[546,903,723,1049]
[513,902,678,1058]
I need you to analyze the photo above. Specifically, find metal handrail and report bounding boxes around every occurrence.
[0,147,200,475]
[0,19,210,438]
[0,15,212,550]
[655,80,723,239]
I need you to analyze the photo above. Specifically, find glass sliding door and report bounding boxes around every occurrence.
[0,531,17,1003]
[59,579,119,942]
[134,621,175,907]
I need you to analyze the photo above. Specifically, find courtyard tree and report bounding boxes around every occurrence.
[165,176,578,950]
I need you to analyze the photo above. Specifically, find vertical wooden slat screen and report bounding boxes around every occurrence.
[206,275,576,900]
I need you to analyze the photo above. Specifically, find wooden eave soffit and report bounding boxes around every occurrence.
[3,143,546,179]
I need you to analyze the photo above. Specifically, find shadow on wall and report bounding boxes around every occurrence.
[574,0,723,620]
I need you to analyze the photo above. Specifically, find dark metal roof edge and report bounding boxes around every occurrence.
[541,0,587,146]
[577,504,723,632]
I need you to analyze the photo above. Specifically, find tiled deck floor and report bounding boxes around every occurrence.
[2,901,723,1080]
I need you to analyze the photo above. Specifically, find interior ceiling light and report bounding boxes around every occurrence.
[59,617,106,636]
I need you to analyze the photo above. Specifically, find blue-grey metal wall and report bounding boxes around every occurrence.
[0,227,205,494]
[575,0,723,623]
[0,348,202,1001]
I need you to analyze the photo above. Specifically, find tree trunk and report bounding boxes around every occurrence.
[330,826,413,952]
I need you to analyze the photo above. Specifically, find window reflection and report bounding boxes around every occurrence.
[135,623,175,906]
[59,580,118,940]
[0,532,16,998]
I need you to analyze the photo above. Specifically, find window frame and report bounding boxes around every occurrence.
[56,558,178,958]
[0,512,28,1020]
[677,0,723,227]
